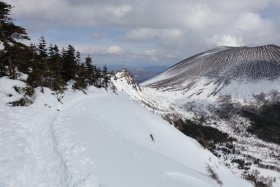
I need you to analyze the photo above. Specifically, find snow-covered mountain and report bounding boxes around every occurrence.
[112,46,280,186]
[0,75,252,187]
[143,44,280,103]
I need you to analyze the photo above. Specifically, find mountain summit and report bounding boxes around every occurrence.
[143,44,280,102]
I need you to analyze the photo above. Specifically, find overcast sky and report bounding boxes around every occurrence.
[5,0,280,66]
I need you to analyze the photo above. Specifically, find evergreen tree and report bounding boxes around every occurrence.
[84,55,96,85]
[0,1,29,78]
[0,2,29,42]
[48,44,54,57]
[27,44,44,88]
[102,65,110,89]
[15,43,34,75]
[72,63,87,91]
[48,44,65,91]
[76,51,81,64]
[62,45,77,81]
[37,36,52,88]
[38,36,47,58]
[96,66,102,88]
[0,1,114,100]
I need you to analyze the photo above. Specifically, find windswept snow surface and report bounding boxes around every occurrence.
[0,77,252,187]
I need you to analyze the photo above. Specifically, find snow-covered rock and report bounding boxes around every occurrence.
[0,76,27,105]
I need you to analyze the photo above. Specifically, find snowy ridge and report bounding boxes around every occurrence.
[0,76,252,187]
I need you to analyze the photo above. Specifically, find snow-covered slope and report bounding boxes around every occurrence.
[111,46,280,186]
[0,76,251,187]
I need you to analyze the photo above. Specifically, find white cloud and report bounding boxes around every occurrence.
[123,28,157,41]
[235,13,274,33]
[122,28,183,41]
[76,45,124,56]
[92,32,107,40]
[271,0,280,5]
[5,0,280,65]
[208,35,244,47]
[106,45,124,55]
[143,49,159,61]
[211,0,271,11]
[233,13,280,45]
[144,49,157,56]
[106,5,132,18]
[184,4,218,29]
